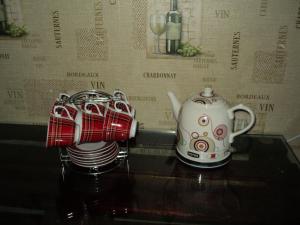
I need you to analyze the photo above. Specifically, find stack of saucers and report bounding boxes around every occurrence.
[66,142,119,168]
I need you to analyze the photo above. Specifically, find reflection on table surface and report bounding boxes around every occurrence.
[0,133,299,225]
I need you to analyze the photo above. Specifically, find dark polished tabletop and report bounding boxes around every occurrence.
[0,124,300,225]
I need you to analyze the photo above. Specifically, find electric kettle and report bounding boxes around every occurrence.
[168,87,255,168]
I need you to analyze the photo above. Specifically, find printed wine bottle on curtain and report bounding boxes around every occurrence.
[0,0,8,34]
[166,0,182,54]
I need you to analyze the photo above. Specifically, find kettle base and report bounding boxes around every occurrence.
[176,151,231,169]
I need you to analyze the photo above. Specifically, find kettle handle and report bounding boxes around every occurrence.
[228,104,256,143]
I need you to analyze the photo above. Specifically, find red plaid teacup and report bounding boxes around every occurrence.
[84,99,134,118]
[113,90,129,102]
[52,102,78,120]
[57,93,70,102]
[52,93,78,119]
[79,103,137,143]
[103,106,137,141]
[109,100,135,117]
[78,109,105,144]
[46,105,80,148]
[83,102,106,116]
[112,90,135,117]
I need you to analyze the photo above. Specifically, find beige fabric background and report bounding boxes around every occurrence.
[0,0,299,147]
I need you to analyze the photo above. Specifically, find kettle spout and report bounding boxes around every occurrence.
[167,91,181,121]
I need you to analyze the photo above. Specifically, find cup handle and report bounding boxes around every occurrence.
[227,104,256,143]
[84,102,104,116]
[114,100,132,116]
[53,105,73,120]
[57,93,70,101]
[113,89,129,103]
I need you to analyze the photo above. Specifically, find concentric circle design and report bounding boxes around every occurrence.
[191,132,199,139]
[194,139,209,152]
[198,115,209,126]
[213,124,228,140]
[189,136,215,153]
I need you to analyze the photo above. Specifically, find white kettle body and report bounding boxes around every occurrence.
[168,88,255,168]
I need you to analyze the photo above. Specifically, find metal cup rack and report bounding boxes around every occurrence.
[57,90,130,176]
[57,90,124,108]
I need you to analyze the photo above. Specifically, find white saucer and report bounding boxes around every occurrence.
[67,144,118,161]
[73,141,115,150]
[69,149,119,168]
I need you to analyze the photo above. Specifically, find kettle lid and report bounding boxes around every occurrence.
[190,87,227,106]
[201,87,214,97]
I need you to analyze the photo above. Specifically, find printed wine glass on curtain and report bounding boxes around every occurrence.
[150,12,166,54]
[0,0,8,34]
